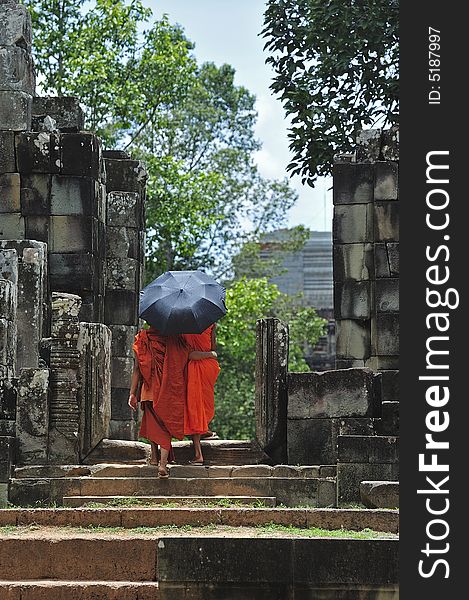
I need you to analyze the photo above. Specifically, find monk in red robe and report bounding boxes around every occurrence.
[182,324,220,464]
[128,327,189,477]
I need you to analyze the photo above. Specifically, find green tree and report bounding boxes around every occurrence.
[213,277,327,439]
[262,0,399,185]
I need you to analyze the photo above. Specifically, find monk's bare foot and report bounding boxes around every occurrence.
[158,466,169,478]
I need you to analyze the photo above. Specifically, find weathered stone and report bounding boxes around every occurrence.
[107,191,140,227]
[337,462,399,503]
[0,89,31,131]
[333,243,373,281]
[356,127,399,163]
[338,435,399,464]
[106,226,139,259]
[0,277,15,320]
[0,435,14,484]
[49,253,98,294]
[317,478,337,507]
[51,291,81,322]
[338,417,375,436]
[20,173,51,215]
[288,369,379,419]
[104,290,138,326]
[0,247,17,283]
[374,162,398,200]
[360,480,399,508]
[0,130,15,172]
[0,172,20,211]
[111,356,133,389]
[49,215,98,253]
[231,465,273,477]
[105,157,147,193]
[374,243,390,278]
[0,379,16,420]
[380,402,399,435]
[106,257,138,291]
[333,163,374,205]
[0,212,24,237]
[0,317,16,370]
[0,240,46,372]
[287,418,337,465]
[109,325,137,357]
[0,46,35,94]
[333,203,373,243]
[365,355,399,370]
[376,314,399,355]
[375,279,399,313]
[255,318,288,464]
[319,466,336,477]
[334,280,370,320]
[387,242,399,276]
[335,359,364,369]
[83,438,149,464]
[60,132,102,179]
[0,419,14,436]
[0,3,32,50]
[16,367,49,464]
[108,418,138,441]
[31,97,85,133]
[272,465,301,478]
[374,201,399,242]
[110,387,133,421]
[335,320,371,360]
[50,175,102,217]
[380,370,399,401]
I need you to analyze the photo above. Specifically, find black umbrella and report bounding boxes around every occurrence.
[139,270,227,334]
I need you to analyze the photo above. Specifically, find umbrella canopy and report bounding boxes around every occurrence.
[139,270,226,335]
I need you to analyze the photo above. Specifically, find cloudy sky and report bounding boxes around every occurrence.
[145,0,333,232]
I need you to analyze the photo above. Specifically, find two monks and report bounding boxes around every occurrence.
[128,324,220,478]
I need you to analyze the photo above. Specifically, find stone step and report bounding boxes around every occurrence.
[63,495,277,508]
[0,507,399,533]
[13,463,327,480]
[0,580,159,600]
[83,438,268,466]
[9,476,337,508]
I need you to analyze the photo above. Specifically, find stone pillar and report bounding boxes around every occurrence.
[104,151,147,440]
[16,367,49,464]
[255,318,289,464]
[0,268,17,439]
[0,0,34,132]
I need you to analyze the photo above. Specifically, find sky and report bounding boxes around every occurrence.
[144,0,333,232]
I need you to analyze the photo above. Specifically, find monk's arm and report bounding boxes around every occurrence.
[211,324,217,351]
[189,350,217,360]
[128,356,142,409]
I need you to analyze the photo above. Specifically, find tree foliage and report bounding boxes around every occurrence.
[262,0,399,185]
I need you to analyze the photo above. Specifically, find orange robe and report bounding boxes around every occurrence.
[182,325,220,435]
[132,327,189,451]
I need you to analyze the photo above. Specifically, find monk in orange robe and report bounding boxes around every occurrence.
[182,324,220,464]
[128,327,189,477]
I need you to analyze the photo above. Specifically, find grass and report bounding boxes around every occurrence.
[255,523,393,539]
[82,497,270,509]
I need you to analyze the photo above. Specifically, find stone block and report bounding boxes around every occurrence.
[111,356,133,389]
[375,279,399,313]
[374,201,399,242]
[338,417,375,436]
[0,3,32,49]
[0,379,16,420]
[49,253,98,293]
[231,465,273,477]
[0,419,14,436]
[49,215,98,253]
[376,314,399,355]
[0,436,14,482]
[104,290,138,325]
[333,203,373,243]
[337,462,399,503]
[333,163,374,205]
[0,212,24,238]
[337,435,399,464]
[0,247,17,283]
[380,402,399,435]
[50,175,102,217]
[109,324,137,357]
[0,172,20,212]
[0,89,31,131]
[20,173,51,215]
[356,128,399,162]
[109,418,137,440]
[319,465,336,477]
[374,162,398,200]
[111,387,133,421]
[106,257,138,291]
[333,243,373,281]
[31,96,85,133]
[374,243,391,278]
[0,46,35,94]
[365,356,399,370]
[317,478,337,507]
[24,215,48,243]
[380,369,399,401]
[0,130,15,172]
[0,317,15,369]
[334,280,370,320]
[335,359,364,369]
[387,243,399,275]
[15,131,59,173]
[287,418,338,465]
[107,191,140,227]
[0,277,15,320]
[288,369,379,419]
[105,157,147,193]
[106,225,140,259]
[16,368,49,464]
[60,132,102,179]
[335,319,371,360]
[360,480,399,509]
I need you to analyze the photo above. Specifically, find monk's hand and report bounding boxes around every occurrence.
[210,351,217,359]
[128,393,138,411]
